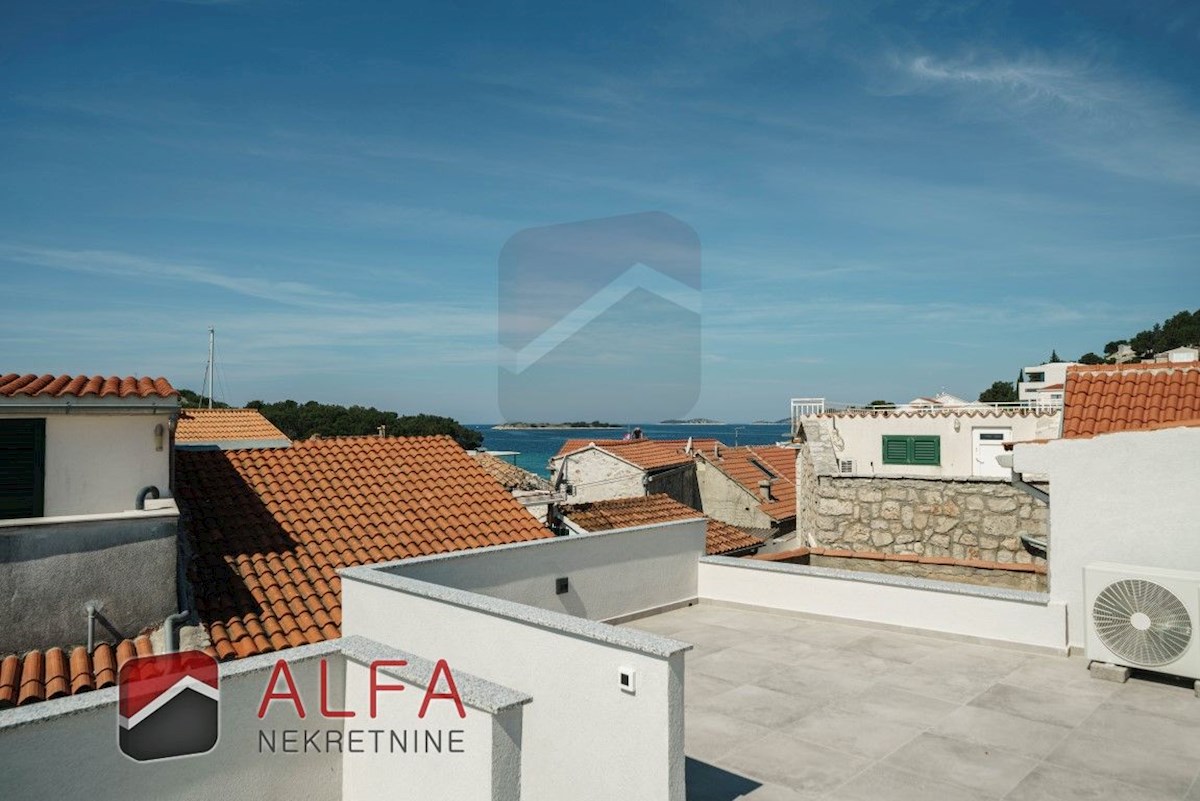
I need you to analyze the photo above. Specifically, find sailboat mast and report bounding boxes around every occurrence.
[206,327,215,409]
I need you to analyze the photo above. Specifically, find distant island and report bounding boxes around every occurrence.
[493,421,624,430]
[660,418,724,425]
[752,418,790,425]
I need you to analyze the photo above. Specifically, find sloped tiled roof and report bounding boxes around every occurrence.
[471,451,552,491]
[697,445,797,522]
[0,373,176,399]
[3,435,552,706]
[0,636,154,708]
[561,494,762,556]
[1062,362,1200,439]
[175,408,290,445]
[554,438,723,470]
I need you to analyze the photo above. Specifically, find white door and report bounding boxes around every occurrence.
[972,428,1011,478]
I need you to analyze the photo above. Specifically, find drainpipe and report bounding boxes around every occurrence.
[135,485,161,510]
[164,610,190,653]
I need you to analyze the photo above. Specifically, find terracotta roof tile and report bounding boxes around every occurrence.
[697,445,796,523]
[0,373,176,399]
[554,438,723,470]
[176,408,290,445]
[561,493,763,556]
[3,435,553,706]
[1062,362,1200,439]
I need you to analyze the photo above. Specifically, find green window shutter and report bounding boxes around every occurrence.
[0,419,45,519]
[881,434,941,466]
[882,436,910,464]
[911,436,941,465]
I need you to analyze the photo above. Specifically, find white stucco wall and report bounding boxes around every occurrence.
[342,577,687,801]
[824,412,1060,478]
[698,558,1068,652]
[551,448,645,502]
[694,460,772,529]
[1013,426,1200,649]
[0,646,343,801]
[390,520,707,622]
[2,412,174,516]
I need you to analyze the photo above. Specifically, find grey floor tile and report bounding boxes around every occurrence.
[716,609,807,635]
[724,632,828,666]
[720,735,871,796]
[828,763,998,801]
[785,644,906,681]
[834,684,959,728]
[672,623,769,652]
[839,632,948,664]
[1046,729,1200,797]
[689,648,794,685]
[1108,678,1200,725]
[778,621,872,649]
[882,733,1038,797]
[783,703,924,759]
[693,683,824,729]
[1005,762,1183,801]
[686,671,741,705]
[969,682,1107,728]
[1000,655,1117,701]
[932,704,1071,759]
[754,664,874,704]
[686,708,772,763]
[1075,700,1200,760]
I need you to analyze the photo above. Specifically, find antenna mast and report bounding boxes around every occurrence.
[205,327,215,409]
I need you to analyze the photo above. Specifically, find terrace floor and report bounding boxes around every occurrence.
[624,602,1200,801]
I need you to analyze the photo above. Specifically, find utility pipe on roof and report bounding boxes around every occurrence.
[135,485,161,510]
[86,602,98,654]
[164,610,190,653]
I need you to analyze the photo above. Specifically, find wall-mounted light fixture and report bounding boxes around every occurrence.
[953,418,961,433]
[154,423,165,451]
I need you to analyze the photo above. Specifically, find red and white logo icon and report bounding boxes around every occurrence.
[118,650,220,761]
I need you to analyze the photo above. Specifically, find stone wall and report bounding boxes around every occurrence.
[795,419,1048,568]
[803,474,1048,566]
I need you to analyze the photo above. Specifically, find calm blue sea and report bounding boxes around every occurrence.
[469,423,792,477]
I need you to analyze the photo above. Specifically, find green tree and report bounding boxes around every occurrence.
[1078,352,1105,365]
[1048,350,1063,363]
[978,381,1018,404]
[245,399,482,449]
[178,388,231,409]
[867,400,895,408]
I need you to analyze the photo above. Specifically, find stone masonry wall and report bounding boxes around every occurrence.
[795,418,1048,568]
[803,475,1048,566]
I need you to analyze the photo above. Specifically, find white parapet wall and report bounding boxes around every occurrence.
[698,557,1068,653]
[387,519,707,622]
[0,637,530,801]
[342,543,695,801]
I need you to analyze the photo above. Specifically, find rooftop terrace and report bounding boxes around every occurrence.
[628,602,1200,801]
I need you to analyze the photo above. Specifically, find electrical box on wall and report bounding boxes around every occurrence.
[555,577,569,594]
[619,667,636,694]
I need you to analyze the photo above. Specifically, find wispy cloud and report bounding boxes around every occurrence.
[892,53,1200,188]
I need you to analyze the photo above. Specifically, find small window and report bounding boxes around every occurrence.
[881,435,940,466]
[1026,371,1045,382]
[0,419,46,519]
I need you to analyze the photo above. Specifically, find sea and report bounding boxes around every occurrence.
[469,422,792,477]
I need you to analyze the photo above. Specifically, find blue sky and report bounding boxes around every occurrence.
[2,0,1198,422]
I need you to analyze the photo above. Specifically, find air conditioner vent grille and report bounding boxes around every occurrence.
[1092,578,1192,667]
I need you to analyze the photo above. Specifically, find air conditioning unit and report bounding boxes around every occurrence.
[1085,563,1199,679]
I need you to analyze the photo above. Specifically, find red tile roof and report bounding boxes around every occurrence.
[1062,362,1200,439]
[175,408,289,444]
[0,373,176,399]
[554,438,723,470]
[697,445,796,522]
[2,435,552,706]
[561,494,762,556]
[0,636,154,708]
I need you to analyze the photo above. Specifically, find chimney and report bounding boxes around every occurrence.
[758,478,773,502]
[377,424,387,437]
